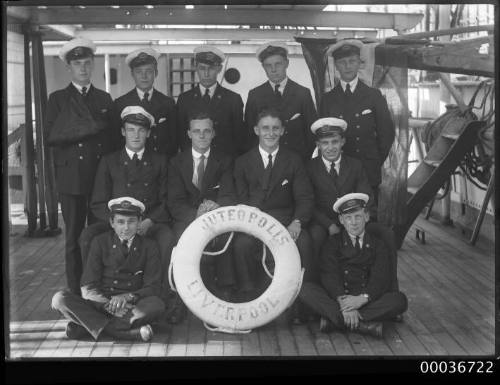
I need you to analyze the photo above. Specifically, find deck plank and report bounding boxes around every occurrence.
[346,332,374,356]
[165,313,189,357]
[185,315,206,357]
[306,322,336,356]
[275,324,298,356]
[290,324,317,356]
[328,332,355,355]
[257,324,280,356]
[241,329,261,356]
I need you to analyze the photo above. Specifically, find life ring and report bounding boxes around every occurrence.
[170,205,303,333]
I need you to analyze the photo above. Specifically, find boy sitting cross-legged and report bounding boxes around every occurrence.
[51,197,165,342]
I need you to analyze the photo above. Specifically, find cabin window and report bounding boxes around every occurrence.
[168,55,196,100]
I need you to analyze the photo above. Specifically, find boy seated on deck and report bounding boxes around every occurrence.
[299,193,407,338]
[51,197,165,342]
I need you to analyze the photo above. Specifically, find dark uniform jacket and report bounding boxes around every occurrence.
[81,231,162,301]
[45,83,113,195]
[244,79,317,159]
[176,84,245,157]
[320,230,390,302]
[319,80,394,187]
[234,146,314,226]
[112,88,177,157]
[90,148,170,223]
[307,154,373,229]
[167,149,236,226]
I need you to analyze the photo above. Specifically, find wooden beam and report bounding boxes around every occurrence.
[29,7,423,30]
[6,6,31,22]
[73,28,378,42]
[375,39,494,77]
[45,24,76,38]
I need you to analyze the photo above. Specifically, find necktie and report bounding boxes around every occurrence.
[142,91,149,104]
[202,88,210,104]
[345,83,352,97]
[355,236,361,252]
[197,154,205,189]
[132,153,140,166]
[274,84,281,99]
[329,163,338,180]
[121,239,129,256]
[263,154,273,190]
[81,86,87,97]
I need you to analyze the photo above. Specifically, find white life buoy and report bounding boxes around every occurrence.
[170,205,303,332]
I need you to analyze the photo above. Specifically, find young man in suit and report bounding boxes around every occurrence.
[168,110,236,309]
[112,48,177,157]
[319,40,395,208]
[176,45,245,157]
[245,41,317,160]
[52,197,165,342]
[233,107,314,308]
[44,38,113,295]
[299,193,407,338]
[79,106,176,318]
[306,117,373,262]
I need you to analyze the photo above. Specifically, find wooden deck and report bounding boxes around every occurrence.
[6,215,495,358]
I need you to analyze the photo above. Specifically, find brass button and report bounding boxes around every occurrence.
[110,287,114,291]
[113,280,118,284]
[356,149,360,153]
[78,143,83,147]
[355,113,359,117]
[144,182,148,186]
[98,143,102,147]
[79,156,83,160]
[97,155,100,159]
[127,283,132,286]
[356,137,359,141]
[154,135,157,140]
[356,125,360,128]
[344,270,348,274]
[127,183,131,187]
[144,161,147,165]
[154,147,158,151]
[124,161,128,165]
[113,244,116,248]
[339,115,343,118]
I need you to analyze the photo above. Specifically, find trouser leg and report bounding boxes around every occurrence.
[79,221,110,270]
[309,223,328,259]
[359,291,408,321]
[107,296,166,331]
[298,282,344,328]
[296,229,315,282]
[147,223,176,289]
[233,233,260,291]
[211,233,235,288]
[60,194,89,295]
[51,290,110,340]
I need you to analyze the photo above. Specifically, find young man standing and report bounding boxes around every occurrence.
[320,40,395,207]
[52,197,165,342]
[176,45,245,157]
[299,193,407,338]
[80,106,175,312]
[44,38,113,295]
[306,117,373,261]
[112,48,177,157]
[233,108,314,305]
[245,41,317,160]
[168,110,236,312]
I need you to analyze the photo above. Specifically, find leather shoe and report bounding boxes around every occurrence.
[65,322,90,340]
[139,324,154,342]
[319,317,335,333]
[357,321,383,338]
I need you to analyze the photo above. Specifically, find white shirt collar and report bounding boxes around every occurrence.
[199,82,218,98]
[258,145,279,166]
[321,155,342,173]
[348,231,365,247]
[340,76,359,93]
[125,146,145,160]
[136,87,153,101]
[119,235,135,248]
[72,82,91,94]
[269,77,288,93]
[192,147,211,159]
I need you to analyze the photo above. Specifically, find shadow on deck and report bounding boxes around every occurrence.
[6,215,495,358]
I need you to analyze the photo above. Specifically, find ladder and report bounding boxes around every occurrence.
[393,119,485,248]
